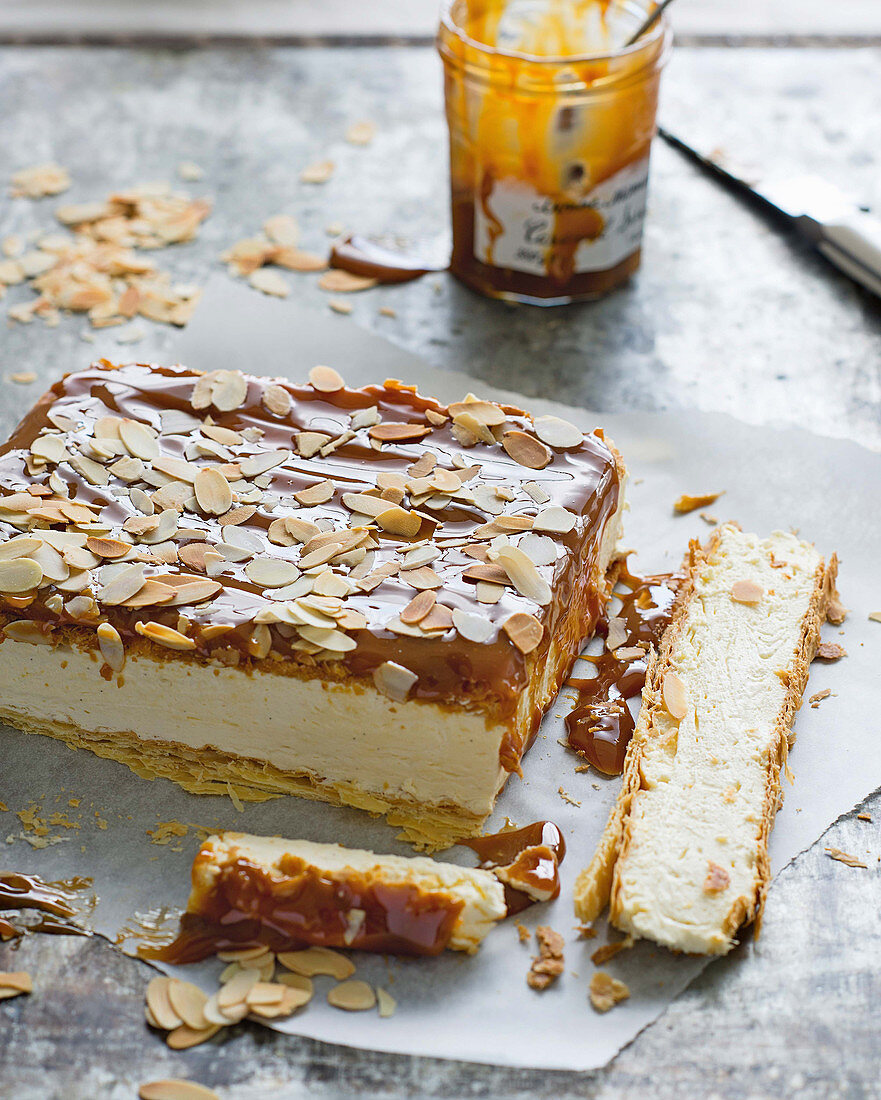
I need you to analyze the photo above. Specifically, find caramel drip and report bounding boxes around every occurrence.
[0,871,93,938]
[329,235,444,284]
[565,568,680,774]
[142,855,466,963]
[461,819,565,914]
[0,362,621,774]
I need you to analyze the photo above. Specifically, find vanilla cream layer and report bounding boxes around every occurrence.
[197,832,507,952]
[0,640,508,817]
[612,527,823,954]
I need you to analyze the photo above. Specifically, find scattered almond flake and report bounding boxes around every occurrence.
[245,558,300,589]
[451,608,494,643]
[809,688,833,709]
[448,398,506,427]
[826,593,847,624]
[345,120,376,146]
[673,491,723,514]
[167,980,209,1030]
[0,259,25,285]
[376,987,397,1018]
[2,235,23,257]
[248,267,290,298]
[527,926,564,991]
[275,247,328,272]
[139,1080,220,1100]
[590,938,633,966]
[502,611,544,654]
[318,270,377,294]
[699,512,718,525]
[165,1024,222,1050]
[328,979,376,1012]
[145,976,183,1030]
[277,947,355,979]
[558,786,580,807]
[869,612,881,624]
[662,670,689,720]
[532,505,577,534]
[589,971,630,1013]
[300,159,335,184]
[0,971,32,998]
[378,306,397,318]
[825,847,868,868]
[115,323,147,345]
[373,659,418,702]
[262,214,299,247]
[703,861,731,894]
[532,415,583,449]
[816,641,846,661]
[329,297,353,314]
[730,579,763,604]
[9,372,37,385]
[10,163,71,198]
[858,813,872,822]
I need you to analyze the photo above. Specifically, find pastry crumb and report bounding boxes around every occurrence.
[703,861,731,894]
[557,786,580,807]
[590,936,632,966]
[825,847,867,869]
[589,971,630,1013]
[809,689,833,708]
[816,642,846,661]
[527,925,564,991]
[673,491,722,515]
[857,813,872,822]
[515,922,531,943]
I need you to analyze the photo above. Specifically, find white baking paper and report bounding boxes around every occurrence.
[1,277,878,1070]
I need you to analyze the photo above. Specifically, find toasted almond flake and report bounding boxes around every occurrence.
[730,579,763,605]
[0,536,44,560]
[341,492,390,518]
[318,270,377,294]
[245,982,285,1007]
[448,399,506,427]
[2,620,51,644]
[0,260,25,285]
[372,660,418,702]
[589,971,630,1013]
[30,433,67,463]
[178,542,211,572]
[211,370,248,412]
[476,581,504,604]
[261,384,292,417]
[452,608,494,642]
[816,641,846,661]
[369,422,432,443]
[533,414,584,449]
[308,364,345,392]
[11,162,71,198]
[376,987,397,1018]
[673,491,723,514]
[826,847,868,869]
[165,1024,221,1050]
[135,620,195,651]
[0,971,32,994]
[245,558,301,588]
[502,430,552,469]
[375,507,421,537]
[217,945,269,963]
[167,579,222,606]
[400,589,436,624]
[85,536,130,560]
[69,453,110,487]
[139,1080,220,1100]
[327,980,376,1012]
[167,980,209,1031]
[495,545,551,606]
[300,159,335,183]
[277,947,355,980]
[219,505,256,527]
[193,467,233,516]
[117,418,161,460]
[218,966,261,1008]
[248,267,290,297]
[146,976,183,1031]
[294,479,335,507]
[239,448,290,478]
[503,612,544,654]
[0,557,42,593]
[97,622,125,672]
[662,670,689,719]
[533,506,578,534]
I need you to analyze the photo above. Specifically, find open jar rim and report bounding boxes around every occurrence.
[438,0,670,75]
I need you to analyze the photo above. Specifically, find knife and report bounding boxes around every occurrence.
[659,126,881,299]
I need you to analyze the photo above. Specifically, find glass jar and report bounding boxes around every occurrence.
[437,0,671,305]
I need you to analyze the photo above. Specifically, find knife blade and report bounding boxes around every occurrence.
[659,125,881,299]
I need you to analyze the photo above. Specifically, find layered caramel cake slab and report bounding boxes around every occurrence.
[0,361,624,846]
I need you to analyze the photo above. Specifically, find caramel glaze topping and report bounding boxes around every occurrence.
[565,568,680,775]
[0,362,619,771]
[143,853,466,963]
[0,871,93,939]
[461,819,565,915]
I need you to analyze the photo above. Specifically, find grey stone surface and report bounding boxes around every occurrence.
[0,43,879,1100]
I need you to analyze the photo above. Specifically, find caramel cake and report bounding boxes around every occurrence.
[574,524,837,954]
[147,832,507,962]
[0,361,625,847]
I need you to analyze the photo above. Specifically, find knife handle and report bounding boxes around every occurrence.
[816,211,881,298]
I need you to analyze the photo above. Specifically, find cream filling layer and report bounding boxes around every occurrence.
[196,833,507,952]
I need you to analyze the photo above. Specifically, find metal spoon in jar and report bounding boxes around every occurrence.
[625,0,676,46]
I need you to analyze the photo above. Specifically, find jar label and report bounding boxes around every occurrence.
[474,156,650,277]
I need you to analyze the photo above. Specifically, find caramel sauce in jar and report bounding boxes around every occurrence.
[438,0,670,304]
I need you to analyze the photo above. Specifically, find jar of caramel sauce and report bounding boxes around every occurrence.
[437,0,671,304]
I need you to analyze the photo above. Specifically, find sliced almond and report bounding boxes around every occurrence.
[309,364,345,392]
[167,980,209,1030]
[448,399,506,427]
[119,419,160,460]
[327,980,376,1011]
[97,622,125,672]
[0,557,42,593]
[0,971,32,994]
[476,581,504,604]
[135,620,196,651]
[276,972,314,998]
[275,248,327,272]
[372,660,418,702]
[300,159,335,184]
[262,384,292,416]
[377,987,397,1018]
[451,608,494,642]
[730,579,763,605]
[165,1024,221,1050]
[245,982,285,1007]
[245,558,300,588]
[495,545,551,606]
[318,270,377,294]
[532,415,583,449]
[294,480,335,506]
[533,506,578,534]
[85,536,130,560]
[138,1080,220,1100]
[145,976,183,1031]
[277,947,355,980]
[211,370,248,412]
[218,967,261,1008]
[368,422,432,443]
[178,542,211,572]
[502,612,544,654]
[400,589,436,624]
[662,671,689,720]
[342,492,390,518]
[193,468,233,516]
[375,506,422,537]
[249,268,290,297]
[167,579,222,606]
[502,430,552,469]
[0,536,44,561]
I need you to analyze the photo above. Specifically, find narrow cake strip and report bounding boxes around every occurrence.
[574,524,837,954]
[146,832,507,963]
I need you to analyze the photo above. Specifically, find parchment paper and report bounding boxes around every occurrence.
[1,277,878,1070]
